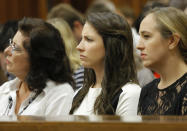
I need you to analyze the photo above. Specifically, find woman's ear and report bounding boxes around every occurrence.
[168,33,180,50]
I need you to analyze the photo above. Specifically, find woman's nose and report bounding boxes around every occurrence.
[4,46,12,56]
[136,39,145,51]
[76,40,84,51]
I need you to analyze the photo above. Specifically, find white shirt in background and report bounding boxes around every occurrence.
[132,27,140,55]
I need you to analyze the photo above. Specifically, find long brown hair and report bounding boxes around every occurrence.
[70,12,137,114]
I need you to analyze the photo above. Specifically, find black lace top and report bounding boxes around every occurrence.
[138,73,187,115]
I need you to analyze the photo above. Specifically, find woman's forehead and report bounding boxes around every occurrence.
[139,14,158,33]
[82,22,98,36]
[13,31,29,47]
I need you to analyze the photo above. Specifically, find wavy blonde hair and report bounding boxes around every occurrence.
[47,18,81,71]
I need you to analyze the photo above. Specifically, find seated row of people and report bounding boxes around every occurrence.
[0,7,186,116]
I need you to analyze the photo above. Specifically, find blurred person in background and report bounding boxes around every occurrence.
[117,6,140,53]
[47,18,84,90]
[86,0,116,14]
[0,20,18,85]
[47,3,84,43]
[169,0,187,12]
[134,51,155,87]
[133,1,168,34]
[0,24,3,32]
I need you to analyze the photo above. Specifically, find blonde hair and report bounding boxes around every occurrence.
[147,7,187,63]
[47,18,81,71]
[47,3,84,29]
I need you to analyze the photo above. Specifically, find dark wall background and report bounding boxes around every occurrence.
[0,0,148,24]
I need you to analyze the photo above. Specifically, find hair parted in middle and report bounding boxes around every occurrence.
[70,12,138,114]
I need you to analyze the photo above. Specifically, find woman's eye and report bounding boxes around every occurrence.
[143,35,150,39]
[86,37,93,42]
[12,45,22,52]
[14,47,22,52]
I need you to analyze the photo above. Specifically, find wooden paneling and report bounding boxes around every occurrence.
[70,0,148,16]
[0,115,187,131]
[0,0,47,24]
[71,0,94,13]
[47,0,71,12]
[37,0,48,19]
[0,0,148,24]
[112,0,148,16]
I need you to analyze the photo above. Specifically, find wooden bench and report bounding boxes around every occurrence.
[0,115,187,131]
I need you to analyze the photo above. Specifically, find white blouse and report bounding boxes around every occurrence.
[73,83,141,116]
[0,78,74,116]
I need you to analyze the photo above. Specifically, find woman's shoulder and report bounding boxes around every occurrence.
[142,79,159,90]
[138,79,159,98]
[44,81,74,96]
[121,82,141,92]
[0,78,20,92]
[119,82,141,98]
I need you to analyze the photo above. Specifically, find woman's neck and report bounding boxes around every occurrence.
[15,81,31,114]
[17,81,31,99]
[156,57,187,89]
[92,65,104,88]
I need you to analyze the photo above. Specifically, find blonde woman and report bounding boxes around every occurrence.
[137,7,187,115]
[47,18,84,89]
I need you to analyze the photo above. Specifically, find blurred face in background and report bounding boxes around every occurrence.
[0,52,6,71]
[76,22,105,70]
[4,30,30,79]
[73,21,83,43]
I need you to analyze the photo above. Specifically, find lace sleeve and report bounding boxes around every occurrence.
[181,83,187,115]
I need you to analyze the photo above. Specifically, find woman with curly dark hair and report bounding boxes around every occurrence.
[0,17,75,116]
[70,12,141,116]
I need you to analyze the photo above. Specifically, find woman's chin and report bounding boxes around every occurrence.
[81,62,90,68]
[143,61,152,69]
[6,67,13,74]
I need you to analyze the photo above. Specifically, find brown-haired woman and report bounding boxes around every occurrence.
[70,12,141,116]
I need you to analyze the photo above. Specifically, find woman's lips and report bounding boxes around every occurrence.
[140,53,146,59]
[6,59,10,64]
[80,55,86,60]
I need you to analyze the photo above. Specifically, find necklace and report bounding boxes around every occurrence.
[18,91,40,115]
[3,96,13,116]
